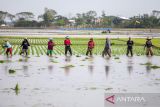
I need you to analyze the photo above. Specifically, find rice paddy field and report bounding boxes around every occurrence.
[0,36,160,56]
[0,33,160,107]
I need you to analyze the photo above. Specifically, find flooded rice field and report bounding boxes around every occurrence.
[0,29,160,38]
[0,55,160,107]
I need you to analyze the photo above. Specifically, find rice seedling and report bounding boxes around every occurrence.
[140,62,160,69]
[0,37,159,56]
[150,65,160,69]
[14,83,20,95]
[9,69,16,74]
[0,60,5,63]
[140,62,152,66]
[61,64,75,68]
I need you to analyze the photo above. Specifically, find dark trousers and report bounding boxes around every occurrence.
[127,48,133,56]
[86,48,93,56]
[65,46,72,56]
[102,47,111,57]
[20,49,28,56]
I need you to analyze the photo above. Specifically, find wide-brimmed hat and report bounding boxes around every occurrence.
[146,37,151,40]
[66,36,69,39]
[49,38,53,40]
[4,38,8,41]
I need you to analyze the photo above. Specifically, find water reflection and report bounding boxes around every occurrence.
[65,56,71,62]
[105,66,110,79]
[23,65,29,76]
[4,65,8,72]
[64,56,72,76]
[24,57,28,62]
[48,65,54,74]
[146,65,151,74]
[88,65,94,75]
[64,67,70,76]
[4,65,10,75]
[127,58,133,75]
[127,66,133,75]
[146,57,152,74]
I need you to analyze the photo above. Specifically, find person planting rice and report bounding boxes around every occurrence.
[64,36,72,56]
[3,39,12,57]
[144,37,153,56]
[86,38,95,56]
[47,38,55,57]
[126,37,134,57]
[102,37,111,57]
[20,38,30,56]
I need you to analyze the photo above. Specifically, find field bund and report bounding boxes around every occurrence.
[0,29,160,38]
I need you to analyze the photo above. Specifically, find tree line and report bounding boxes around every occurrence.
[0,8,160,28]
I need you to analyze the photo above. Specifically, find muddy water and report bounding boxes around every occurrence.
[0,55,160,107]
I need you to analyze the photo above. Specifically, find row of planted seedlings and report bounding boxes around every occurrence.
[0,37,160,56]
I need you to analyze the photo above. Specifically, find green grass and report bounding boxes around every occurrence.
[0,37,160,56]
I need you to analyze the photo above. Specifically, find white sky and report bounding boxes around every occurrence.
[0,0,160,18]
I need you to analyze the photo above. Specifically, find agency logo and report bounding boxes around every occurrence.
[105,94,146,104]
[105,93,160,107]
[105,95,115,104]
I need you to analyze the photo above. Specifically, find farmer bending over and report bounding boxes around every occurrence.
[20,38,30,56]
[3,39,12,57]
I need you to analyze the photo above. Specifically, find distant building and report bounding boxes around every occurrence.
[152,10,160,18]
[68,19,76,26]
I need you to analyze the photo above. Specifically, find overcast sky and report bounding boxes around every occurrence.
[0,0,160,18]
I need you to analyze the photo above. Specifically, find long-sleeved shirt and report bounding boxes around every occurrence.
[4,42,12,48]
[21,40,30,49]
